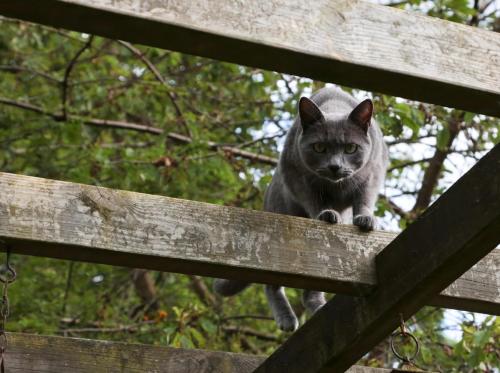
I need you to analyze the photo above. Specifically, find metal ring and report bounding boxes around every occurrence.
[0,333,7,349]
[390,330,420,362]
[0,250,16,284]
[0,268,16,284]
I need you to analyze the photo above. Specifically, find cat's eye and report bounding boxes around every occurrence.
[345,143,358,154]
[313,143,326,153]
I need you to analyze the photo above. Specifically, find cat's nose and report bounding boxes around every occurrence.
[328,164,341,174]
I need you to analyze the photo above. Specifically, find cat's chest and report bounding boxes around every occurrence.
[315,185,353,209]
[295,178,355,210]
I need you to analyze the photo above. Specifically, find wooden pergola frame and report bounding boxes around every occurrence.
[0,1,499,372]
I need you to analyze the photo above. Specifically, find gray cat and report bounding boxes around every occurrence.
[214,87,388,331]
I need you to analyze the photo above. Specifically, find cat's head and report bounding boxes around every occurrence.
[297,96,373,182]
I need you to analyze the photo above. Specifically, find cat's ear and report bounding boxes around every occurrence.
[349,99,373,133]
[299,97,324,129]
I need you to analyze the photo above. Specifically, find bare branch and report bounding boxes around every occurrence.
[411,114,463,215]
[131,269,159,315]
[378,194,410,220]
[61,320,156,335]
[0,65,60,83]
[61,35,94,120]
[116,40,192,137]
[0,97,278,166]
[221,325,280,342]
[387,157,432,172]
[221,315,274,322]
[0,97,57,117]
[164,132,278,166]
[84,118,163,134]
[188,275,219,308]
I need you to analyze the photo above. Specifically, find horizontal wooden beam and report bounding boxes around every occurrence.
[0,0,499,116]
[256,144,500,372]
[0,172,498,315]
[5,333,425,373]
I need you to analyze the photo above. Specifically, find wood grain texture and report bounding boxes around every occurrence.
[4,333,429,373]
[0,172,498,314]
[255,144,500,373]
[0,0,499,116]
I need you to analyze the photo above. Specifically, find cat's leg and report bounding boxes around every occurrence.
[353,183,379,231]
[265,285,299,332]
[213,279,250,296]
[301,290,326,314]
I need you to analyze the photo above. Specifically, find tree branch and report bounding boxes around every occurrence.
[0,97,56,117]
[61,35,94,120]
[387,157,432,172]
[221,315,274,322]
[188,275,219,308]
[411,114,462,215]
[60,320,156,335]
[0,97,278,165]
[0,64,60,83]
[116,40,191,137]
[221,325,280,342]
[131,269,159,317]
[163,132,278,166]
[378,194,410,221]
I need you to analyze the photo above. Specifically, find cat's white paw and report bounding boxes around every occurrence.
[276,314,299,332]
[317,209,342,224]
[353,214,377,231]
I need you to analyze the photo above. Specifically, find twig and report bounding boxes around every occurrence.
[410,113,463,216]
[116,40,192,137]
[165,132,278,166]
[61,35,94,120]
[0,65,60,83]
[61,320,157,334]
[188,275,219,309]
[61,261,75,316]
[387,157,432,172]
[385,135,434,146]
[221,315,274,322]
[0,97,278,165]
[84,118,163,134]
[0,97,57,117]
[378,194,410,221]
[222,325,280,341]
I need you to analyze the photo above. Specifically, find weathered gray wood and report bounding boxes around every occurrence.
[3,333,429,373]
[255,144,500,373]
[1,0,499,116]
[0,172,498,315]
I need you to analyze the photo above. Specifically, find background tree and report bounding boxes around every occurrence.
[0,0,498,371]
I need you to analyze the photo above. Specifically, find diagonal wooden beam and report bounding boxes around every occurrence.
[6,333,427,373]
[0,171,498,315]
[0,0,499,116]
[255,144,500,373]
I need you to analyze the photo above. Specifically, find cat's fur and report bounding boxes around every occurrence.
[214,87,388,331]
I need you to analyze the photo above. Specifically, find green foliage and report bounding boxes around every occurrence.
[0,1,498,370]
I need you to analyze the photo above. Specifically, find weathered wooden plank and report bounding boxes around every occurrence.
[0,172,498,315]
[4,333,428,373]
[1,0,499,116]
[255,144,500,372]
[6,333,262,373]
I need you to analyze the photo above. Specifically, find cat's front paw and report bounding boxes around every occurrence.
[353,214,377,231]
[317,209,342,224]
[276,313,299,332]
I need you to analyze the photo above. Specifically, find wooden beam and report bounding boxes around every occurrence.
[0,172,498,315]
[255,144,500,372]
[0,1,499,116]
[4,333,429,373]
